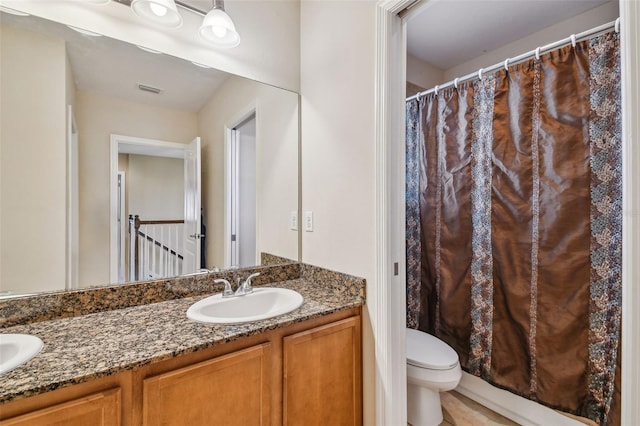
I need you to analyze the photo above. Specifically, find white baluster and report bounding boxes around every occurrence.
[143,226,148,279]
[162,226,167,277]
[172,225,177,276]
[150,225,154,278]
[168,224,172,277]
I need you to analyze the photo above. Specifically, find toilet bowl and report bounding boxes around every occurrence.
[406,328,462,426]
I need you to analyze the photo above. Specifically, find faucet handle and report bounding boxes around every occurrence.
[244,273,260,291]
[214,279,234,298]
[235,273,260,296]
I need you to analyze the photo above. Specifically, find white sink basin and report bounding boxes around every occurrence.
[187,287,303,324]
[0,334,44,375]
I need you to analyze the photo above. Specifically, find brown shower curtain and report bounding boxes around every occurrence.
[406,32,621,425]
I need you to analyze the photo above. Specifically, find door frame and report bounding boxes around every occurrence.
[117,171,126,283]
[224,102,258,268]
[373,2,413,425]
[618,2,640,424]
[109,134,187,283]
[373,0,640,425]
[66,105,79,290]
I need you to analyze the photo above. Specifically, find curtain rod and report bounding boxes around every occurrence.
[406,18,620,102]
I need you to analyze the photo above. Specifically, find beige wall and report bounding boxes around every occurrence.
[75,90,198,288]
[127,155,184,221]
[65,54,76,113]
[0,24,67,294]
[443,1,619,81]
[198,76,299,270]
[406,54,444,93]
[405,2,619,93]
[300,1,377,424]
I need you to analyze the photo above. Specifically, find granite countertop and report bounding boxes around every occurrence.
[0,277,364,404]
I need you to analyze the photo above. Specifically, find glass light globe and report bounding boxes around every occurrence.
[199,8,240,48]
[149,3,168,17]
[212,26,227,38]
[131,0,182,29]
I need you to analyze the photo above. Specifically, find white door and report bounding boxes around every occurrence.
[229,116,257,268]
[182,137,202,274]
[237,117,257,267]
[230,129,240,266]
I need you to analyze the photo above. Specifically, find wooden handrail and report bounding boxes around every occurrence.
[138,219,184,225]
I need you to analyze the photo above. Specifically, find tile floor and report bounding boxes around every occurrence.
[439,391,518,426]
[436,391,596,426]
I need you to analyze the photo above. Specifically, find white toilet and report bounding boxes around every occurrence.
[406,327,462,426]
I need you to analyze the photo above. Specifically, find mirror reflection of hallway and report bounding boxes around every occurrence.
[1,9,299,296]
[229,113,257,268]
[110,135,202,283]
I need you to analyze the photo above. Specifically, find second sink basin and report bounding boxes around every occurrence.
[0,334,44,376]
[187,287,303,324]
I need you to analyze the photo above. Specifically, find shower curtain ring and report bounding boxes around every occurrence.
[535,47,541,60]
[434,85,439,96]
[478,68,483,80]
[454,78,459,90]
[615,17,620,33]
[504,58,510,72]
[571,34,577,48]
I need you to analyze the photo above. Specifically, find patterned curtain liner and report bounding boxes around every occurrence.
[405,32,622,425]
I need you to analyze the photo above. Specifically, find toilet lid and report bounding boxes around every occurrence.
[406,328,459,370]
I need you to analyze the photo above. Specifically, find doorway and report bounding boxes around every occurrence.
[66,105,79,290]
[227,113,257,268]
[373,1,640,425]
[109,134,201,282]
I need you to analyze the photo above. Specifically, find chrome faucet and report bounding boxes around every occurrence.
[235,273,260,296]
[214,273,260,298]
[214,278,234,298]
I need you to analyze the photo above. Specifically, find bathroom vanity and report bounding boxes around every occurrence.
[0,264,365,425]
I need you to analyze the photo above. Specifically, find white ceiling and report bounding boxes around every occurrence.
[1,9,230,112]
[407,0,612,70]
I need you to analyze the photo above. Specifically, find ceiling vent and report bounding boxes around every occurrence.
[138,83,162,94]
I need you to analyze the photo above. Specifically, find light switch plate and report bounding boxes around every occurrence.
[290,211,298,231]
[304,211,313,232]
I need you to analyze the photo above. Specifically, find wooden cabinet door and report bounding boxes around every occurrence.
[142,343,271,426]
[283,316,362,426]
[0,388,121,426]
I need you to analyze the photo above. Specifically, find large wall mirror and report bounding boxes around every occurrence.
[0,9,299,297]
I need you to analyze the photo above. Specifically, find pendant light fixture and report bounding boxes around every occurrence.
[199,0,240,48]
[131,0,183,29]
